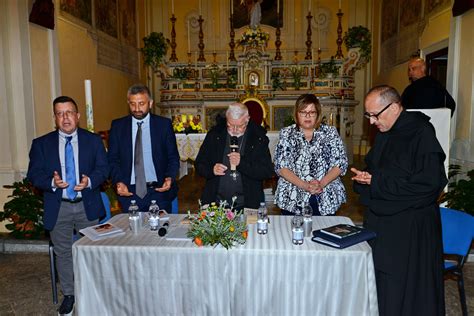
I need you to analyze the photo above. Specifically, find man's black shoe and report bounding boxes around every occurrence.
[58,295,75,315]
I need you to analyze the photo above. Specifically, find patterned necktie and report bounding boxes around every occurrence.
[134,122,147,198]
[65,136,77,200]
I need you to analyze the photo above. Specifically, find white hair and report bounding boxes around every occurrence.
[226,103,249,120]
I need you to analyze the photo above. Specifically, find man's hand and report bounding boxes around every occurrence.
[53,171,68,189]
[228,152,241,167]
[156,177,172,192]
[74,174,89,191]
[351,167,372,185]
[213,163,228,176]
[116,182,133,196]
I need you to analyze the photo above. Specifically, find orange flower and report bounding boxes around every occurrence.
[194,237,203,247]
[199,211,207,220]
[242,230,248,239]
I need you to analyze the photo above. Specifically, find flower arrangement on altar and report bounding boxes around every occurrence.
[187,199,248,249]
[237,27,269,48]
[173,114,203,134]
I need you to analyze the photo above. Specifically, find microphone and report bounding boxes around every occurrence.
[230,136,239,171]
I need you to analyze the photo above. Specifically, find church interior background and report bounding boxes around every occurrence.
[1,0,474,229]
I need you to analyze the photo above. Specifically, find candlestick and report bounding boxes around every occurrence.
[305,11,312,60]
[197,15,206,61]
[170,14,178,62]
[187,20,191,53]
[84,80,94,132]
[335,9,344,59]
[171,0,174,14]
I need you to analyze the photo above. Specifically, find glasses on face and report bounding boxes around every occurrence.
[227,122,248,131]
[298,110,317,118]
[54,110,77,118]
[364,102,393,120]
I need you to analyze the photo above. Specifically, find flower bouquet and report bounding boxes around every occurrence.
[173,114,203,134]
[237,27,269,48]
[187,199,248,249]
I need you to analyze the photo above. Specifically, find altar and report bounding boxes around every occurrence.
[175,131,280,178]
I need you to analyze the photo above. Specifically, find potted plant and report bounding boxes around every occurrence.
[344,25,372,61]
[440,165,474,216]
[0,178,44,239]
[140,32,169,73]
[319,57,339,78]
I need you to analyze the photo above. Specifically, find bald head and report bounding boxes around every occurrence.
[407,57,426,83]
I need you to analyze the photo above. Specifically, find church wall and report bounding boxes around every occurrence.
[56,19,133,133]
[371,2,452,93]
[29,23,55,136]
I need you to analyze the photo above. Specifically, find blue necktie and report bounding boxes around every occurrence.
[65,136,77,200]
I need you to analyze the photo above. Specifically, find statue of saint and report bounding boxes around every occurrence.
[249,0,263,30]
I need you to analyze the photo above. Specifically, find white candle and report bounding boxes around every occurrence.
[171,0,174,14]
[226,51,229,69]
[231,0,233,15]
[84,80,94,132]
[312,49,314,66]
[294,19,297,49]
[308,0,311,12]
[277,0,279,14]
[195,52,198,68]
[213,19,216,52]
[339,0,341,10]
[187,20,191,53]
[199,0,202,15]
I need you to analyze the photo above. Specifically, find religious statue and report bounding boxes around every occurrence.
[248,0,263,30]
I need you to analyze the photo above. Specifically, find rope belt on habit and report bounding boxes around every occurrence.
[61,198,83,204]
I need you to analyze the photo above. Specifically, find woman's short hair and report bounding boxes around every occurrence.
[294,94,322,129]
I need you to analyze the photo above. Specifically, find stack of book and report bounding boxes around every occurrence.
[79,222,125,241]
[311,224,376,249]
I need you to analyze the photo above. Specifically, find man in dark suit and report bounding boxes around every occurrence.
[108,84,179,212]
[401,57,456,117]
[27,96,108,315]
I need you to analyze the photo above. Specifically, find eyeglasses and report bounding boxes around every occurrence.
[54,110,77,118]
[227,122,248,131]
[364,102,393,120]
[298,110,317,117]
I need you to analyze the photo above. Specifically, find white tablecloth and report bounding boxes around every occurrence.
[73,214,378,315]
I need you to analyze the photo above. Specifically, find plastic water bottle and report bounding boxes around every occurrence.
[128,200,140,233]
[291,212,304,245]
[257,202,268,235]
[148,200,160,231]
[303,204,313,237]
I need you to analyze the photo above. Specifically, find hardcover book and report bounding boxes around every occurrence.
[80,222,125,241]
[320,224,363,239]
[312,227,376,249]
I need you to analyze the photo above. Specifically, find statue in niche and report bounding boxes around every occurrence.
[249,72,259,86]
[247,0,263,29]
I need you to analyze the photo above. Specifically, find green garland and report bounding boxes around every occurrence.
[344,25,372,61]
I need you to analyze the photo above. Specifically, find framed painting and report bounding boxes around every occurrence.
[272,105,293,131]
[60,0,92,25]
[95,0,118,38]
[119,0,137,47]
[232,0,283,29]
[205,107,227,130]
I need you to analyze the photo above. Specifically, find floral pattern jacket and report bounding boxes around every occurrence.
[274,124,348,215]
